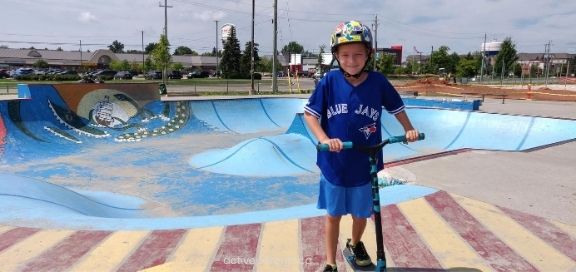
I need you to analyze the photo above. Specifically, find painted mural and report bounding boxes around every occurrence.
[0,83,195,158]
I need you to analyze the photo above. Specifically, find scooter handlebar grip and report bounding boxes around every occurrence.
[316,141,353,151]
[388,133,425,144]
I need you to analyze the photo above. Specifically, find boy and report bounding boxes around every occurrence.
[303,20,419,272]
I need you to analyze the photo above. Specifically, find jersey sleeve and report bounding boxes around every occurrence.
[304,80,326,119]
[380,76,405,115]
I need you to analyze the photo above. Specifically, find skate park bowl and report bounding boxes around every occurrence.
[1,83,575,230]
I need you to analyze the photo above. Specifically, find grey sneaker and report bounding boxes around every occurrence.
[346,239,372,267]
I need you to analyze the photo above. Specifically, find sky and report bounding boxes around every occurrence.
[1,0,575,59]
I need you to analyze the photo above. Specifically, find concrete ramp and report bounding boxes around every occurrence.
[190,109,576,176]
[0,173,144,218]
[188,98,307,133]
[1,83,576,229]
[190,133,316,176]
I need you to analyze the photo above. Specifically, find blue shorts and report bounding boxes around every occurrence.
[317,175,373,218]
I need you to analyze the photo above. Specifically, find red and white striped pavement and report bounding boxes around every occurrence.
[0,191,575,272]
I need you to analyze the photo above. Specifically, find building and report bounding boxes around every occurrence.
[0,48,218,72]
[405,51,575,77]
[376,45,403,65]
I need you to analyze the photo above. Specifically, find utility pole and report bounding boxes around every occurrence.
[373,15,378,71]
[250,0,255,95]
[430,46,434,74]
[544,40,552,86]
[565,60,570,89]
[79,40,82,73]
[159,0,172,85]
[215,20,219,77]
[480,33,486,81]
[272,0,278,93]
[500,61,505,86]
[141,30,145,73]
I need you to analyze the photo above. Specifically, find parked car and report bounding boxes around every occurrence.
[0,69,9,79]
[144,71,162,80]
[92,70,117,80]
[187,70,209,78]
[114,71,133,80]
[58,70,79,76]
[12,68,35,79]
[168,70,182,79]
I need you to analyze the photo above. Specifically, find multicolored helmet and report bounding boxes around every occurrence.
[330,20,373,52]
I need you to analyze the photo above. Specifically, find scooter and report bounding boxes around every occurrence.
[318,133,425,272]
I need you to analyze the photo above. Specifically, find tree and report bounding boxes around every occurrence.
[258,57,282,73]
[317,45,326,68]
[240,41,260,78]
[110,60,131,71]
[494,37,518,77]
[126,49,143,54]
[448,52,461,75]
[108,40,125,53]
[150,34,171,79]
[172,62,184,71]
[144,57,154,72]
[200,47,221,57]
[220,27,242,78]
[281,41,304,55]
[174,46,198,56]
[130,61,143,74]
[33,59,49,69]
[145,42,158,54]
[456,53,481,78]
[376,54,395,75]
[429,46,453,74]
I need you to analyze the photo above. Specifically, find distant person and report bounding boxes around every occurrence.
[303,20,419,272]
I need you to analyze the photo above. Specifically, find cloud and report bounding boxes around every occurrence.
[408,15,450,25]
[193,10,226,22]
[78,11,97,23]
[514,18,541,29]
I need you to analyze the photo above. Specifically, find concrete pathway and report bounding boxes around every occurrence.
[1,190,575,271]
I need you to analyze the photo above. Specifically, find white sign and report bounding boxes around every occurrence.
[290,54,302,65]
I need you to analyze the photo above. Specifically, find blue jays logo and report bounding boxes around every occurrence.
[359,123,378,139]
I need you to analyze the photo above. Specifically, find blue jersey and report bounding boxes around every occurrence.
[304,70,405,187]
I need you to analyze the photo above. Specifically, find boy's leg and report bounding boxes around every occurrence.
[325,214,342,266]
[347,216,372,267]
[351,216,367,244]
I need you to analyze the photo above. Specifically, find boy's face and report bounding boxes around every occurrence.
[335,43,369,76]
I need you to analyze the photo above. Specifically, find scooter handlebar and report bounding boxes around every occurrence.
[316,141,353,152]
[388,132,425,144]
[316,133,425,151]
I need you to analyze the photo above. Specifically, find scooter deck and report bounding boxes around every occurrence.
[342,247,376,271]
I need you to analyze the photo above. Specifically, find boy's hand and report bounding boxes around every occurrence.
[320,138,344,152]
[405,129,419,143]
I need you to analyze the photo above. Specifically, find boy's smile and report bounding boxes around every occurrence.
[335,43,370,82]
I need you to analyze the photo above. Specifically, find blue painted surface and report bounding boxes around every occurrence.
[402,97,480,110]
[17,83,31,99]
[0,174,435,230]
[0,85,575,230]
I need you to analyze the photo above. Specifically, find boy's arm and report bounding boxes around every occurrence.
[394,110,419,142]
[303,112,343,152]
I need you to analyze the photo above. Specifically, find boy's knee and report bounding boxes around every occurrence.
[351,216,368,223]
[326,214,342,224]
